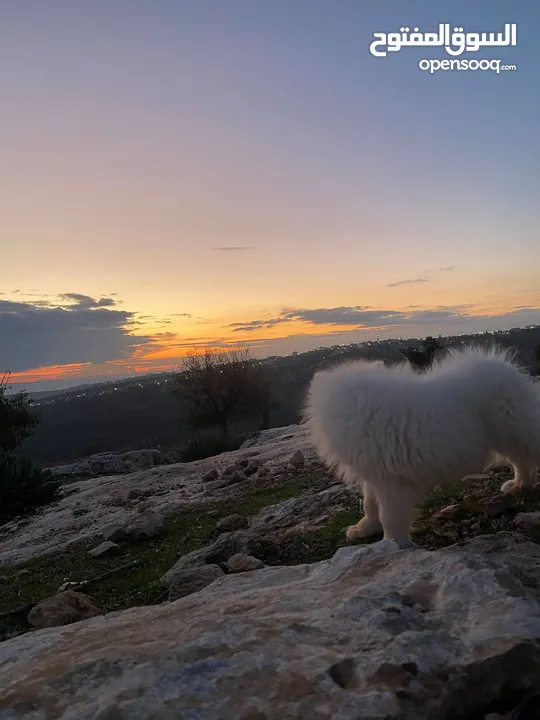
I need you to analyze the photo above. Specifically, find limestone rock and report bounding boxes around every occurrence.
[240,425,309,449]
[244,460,261,476]
[57,581,81,593]
[168,564,224,601]
[4,535,540,717]
[514,512,540,541]
[249,485,357,538]
[0,423,312,566]
[27,590,101,629]
[226,553,265,573]
[125,510,164,540]
[50,448,178,477]
[136,500,153,513]
[202,468,219,483]
[479,492,508,516]
[161,531,272,586]
[88,541,121,558]
[221,467,247,486]
[237,451,260,463]
[102,523,127,543]
[216,514,249,532]
[462,473,492,482]
[289,449,305,467]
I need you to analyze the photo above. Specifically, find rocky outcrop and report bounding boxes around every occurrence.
[514,511,540,542]
[167,564,224,601]
[26,590,101,629]
[161,531,273,586]
[88,541,121,558]
[249,484,358,539]
[50,448,181,476]
[226,553,266,573]
[289,449,305,467]
[3,533,540,718]
[0,425,319,565]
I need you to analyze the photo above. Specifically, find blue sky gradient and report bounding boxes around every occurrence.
[1,1,538,390]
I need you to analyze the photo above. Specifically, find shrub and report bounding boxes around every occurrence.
[0,371,40,452]
[401,336,445,373]
[172,346,273,436]
[178,433,245,463]
[0,450,61,525]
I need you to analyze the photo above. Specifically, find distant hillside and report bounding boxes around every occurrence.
[24,372,173,400]
[20,326,540,466]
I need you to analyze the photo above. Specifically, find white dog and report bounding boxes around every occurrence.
[304,346,540,548]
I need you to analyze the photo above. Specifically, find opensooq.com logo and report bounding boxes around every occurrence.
[369,23,517,57]
[369,23,518,74]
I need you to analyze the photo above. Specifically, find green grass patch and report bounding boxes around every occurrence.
[413,470,540,548]
[2,467,540,642]
[0,472,331,640]
[261,508,363,566]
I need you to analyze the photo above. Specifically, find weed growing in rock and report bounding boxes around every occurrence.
[0,450,60,526]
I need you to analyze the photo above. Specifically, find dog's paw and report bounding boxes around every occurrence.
[346,525,362,542]
[500,479,520,494]
[345,518,382,542]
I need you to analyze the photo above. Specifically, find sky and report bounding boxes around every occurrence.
[2,0,539,391]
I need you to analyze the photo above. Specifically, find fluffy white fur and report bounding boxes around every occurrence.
[304,346,540,548]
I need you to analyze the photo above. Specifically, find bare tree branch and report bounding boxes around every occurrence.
[172,345,272,435]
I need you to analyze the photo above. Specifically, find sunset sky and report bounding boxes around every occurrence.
[2,0,539,391]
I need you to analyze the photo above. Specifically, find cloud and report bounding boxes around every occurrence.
[210,246,256,252]
[59,293,116,309]
[170,312,212,324]
[227,317,291,332]
[288,307,406,326]
[386,277,429,288]
[0,296,153,372]
[226,302,540,334]
[228,306,407,332]
[222,304,540,364]
[386,266,456,288]
[10,299,540,393]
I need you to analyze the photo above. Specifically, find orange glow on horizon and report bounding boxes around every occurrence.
[8,363,91,384]
[7,297,540,389]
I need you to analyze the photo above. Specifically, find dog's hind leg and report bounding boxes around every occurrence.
[346,481,382,542]
[375,481,421,549]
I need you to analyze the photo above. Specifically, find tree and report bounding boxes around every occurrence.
[0,372,57,524]
[423,336,443,354]
[533,343,540,377]
[0,449,60,525]
[238,366,278,430]
[171,346,273,436]
[0,371,40,452]
[401,336,444,373]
